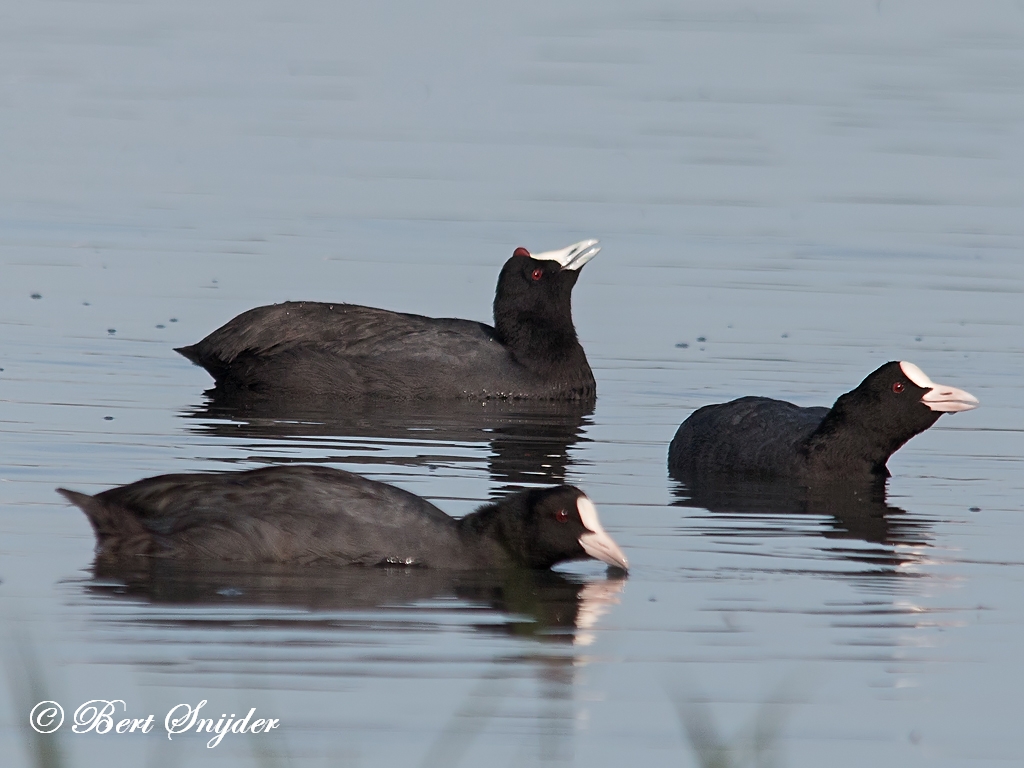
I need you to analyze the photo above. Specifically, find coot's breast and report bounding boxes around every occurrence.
[669,397,830,480]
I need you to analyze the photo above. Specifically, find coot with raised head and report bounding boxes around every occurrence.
[176,240,600,403]
[59,465,628,571]
[668,361,978,482]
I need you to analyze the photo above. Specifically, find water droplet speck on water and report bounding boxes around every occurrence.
[103,416,113,421]
[169,318,178,323]
[156,324,165,329]
[781,333,789,338]
[30,293,41,300]
[697,336,706,342]
[970,506,981,512]
[217,587,244,597]
[107,329,116,335]
[675,342,689,348]
[915,336,922,342]
[82,301,90,306]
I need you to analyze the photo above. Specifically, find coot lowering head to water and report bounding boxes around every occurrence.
[668,361,978,482]
[176,240,600,403]
[58,465,628,571]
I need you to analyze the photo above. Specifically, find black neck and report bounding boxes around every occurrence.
[456,502,529,566]
[803,393,939,477]
[495,308,583,367]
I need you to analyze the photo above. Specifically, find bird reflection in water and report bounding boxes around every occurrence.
[75,560,624,765]
[181,396,593,492]
[85,559,624,646]
[670,475,934,571]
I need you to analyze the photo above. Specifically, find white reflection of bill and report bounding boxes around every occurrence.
[573,578,626,648]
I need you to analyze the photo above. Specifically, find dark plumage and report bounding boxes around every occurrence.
[176,240,600,403]
[669,361,978,482]
[58,465,627,571]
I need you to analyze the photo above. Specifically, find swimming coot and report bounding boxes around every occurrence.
[58,465,628,571]
[668,361,978,482]
[176,240,600,402]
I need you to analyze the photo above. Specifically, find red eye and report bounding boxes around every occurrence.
[531,268,544,281]
[555,509,569,523]
[892,381,905,394]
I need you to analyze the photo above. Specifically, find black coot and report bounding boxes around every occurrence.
[58,465,628,571]
[669,361,978,482]
[176,240,600,402]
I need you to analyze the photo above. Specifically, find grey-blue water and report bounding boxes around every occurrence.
[2,1,1022,765]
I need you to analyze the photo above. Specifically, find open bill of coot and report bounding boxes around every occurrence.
[58,465,628,571]
[668,361,978,482]
[176,240,600,403]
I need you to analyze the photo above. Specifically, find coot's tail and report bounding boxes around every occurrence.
[57,488,152,557]
[174,341,233,383]
[174,343,203,366]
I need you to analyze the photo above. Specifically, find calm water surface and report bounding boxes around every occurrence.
[2,1,1023,766]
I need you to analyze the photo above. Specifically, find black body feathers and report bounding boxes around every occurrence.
[176,243,598,403]
[669,361,978,483]
[59,465,625,571]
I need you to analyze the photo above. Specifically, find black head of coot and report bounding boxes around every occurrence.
[493,240,599,354]
[823,360,978,436]
[808,360,979,474]
[465,484,628,571]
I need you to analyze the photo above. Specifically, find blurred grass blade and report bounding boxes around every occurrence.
[5,631,65,768]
